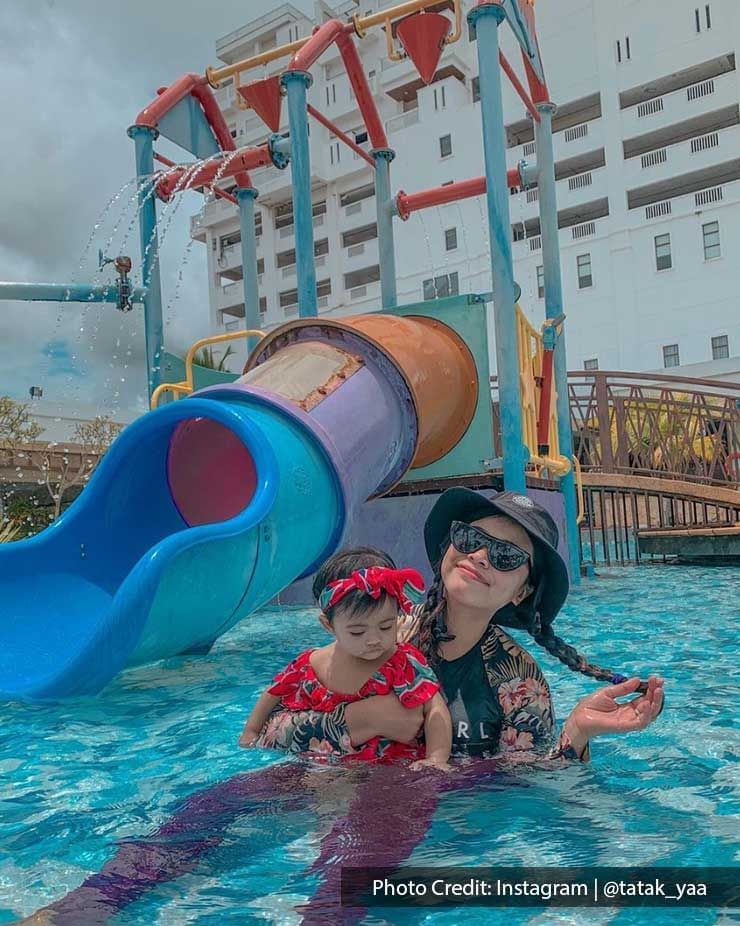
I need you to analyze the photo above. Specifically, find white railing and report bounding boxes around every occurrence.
[281,266,296,279]
[347,243,365,257]
[564,123,588,143]
[385,109,420,134]
[645,200,672,220]
[529,236,542,252]
[317,295,329,309]
[345,202,363,216]
[314,214,325,227]
[641,148,668,169]
[526,188,539,203]
[568,171,593,191]
[571,221,596,240]
[637,97,664,118]
[690,131,720,154]
[523,141,536,156]
[350,285,367,299]
[695,186,723,206]
[687,78,715,102]
[279,225,294,238]
[315,255,326,268]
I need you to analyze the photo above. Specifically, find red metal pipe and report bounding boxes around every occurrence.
[396,168,522,219]
[136,73,251,188]
[522,54,549,106]
[288,19,349,72]
[499,51,540,124]
[156,145,271,201]
[336,31,388,149]
[286,20,388,150]
[153,152,238,205]
[537,348,555,448]
[306,105,376,166]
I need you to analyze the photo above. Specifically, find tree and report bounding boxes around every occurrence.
[193,344,235,372]
[0,396,43,454]
[36,416,123,519]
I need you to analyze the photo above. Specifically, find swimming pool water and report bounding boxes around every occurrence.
[1,564,737,924]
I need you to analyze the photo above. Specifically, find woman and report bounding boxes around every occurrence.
[260,488,665,762]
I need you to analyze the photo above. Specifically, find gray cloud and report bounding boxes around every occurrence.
[0,0,311,413]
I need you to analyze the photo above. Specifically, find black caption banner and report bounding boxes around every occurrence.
[341,867,739,908]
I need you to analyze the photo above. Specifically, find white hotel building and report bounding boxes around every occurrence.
[192,0,740,378]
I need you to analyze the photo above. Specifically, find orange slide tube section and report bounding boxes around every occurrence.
[341,314,479,468]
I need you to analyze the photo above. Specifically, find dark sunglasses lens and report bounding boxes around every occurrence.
[450,522,528,572]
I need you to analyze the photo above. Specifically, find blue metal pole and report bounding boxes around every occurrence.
[127,124,165,398]
[373,149,398,308]
[535,102,580,582]
[236,187,261,354]
[281,71,317,318]
[469,5,527,493]
[0,282,145,304]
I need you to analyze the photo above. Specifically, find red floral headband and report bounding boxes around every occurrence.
[318,566,425,615]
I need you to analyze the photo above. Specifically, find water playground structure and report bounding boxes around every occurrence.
[1,0,599,702]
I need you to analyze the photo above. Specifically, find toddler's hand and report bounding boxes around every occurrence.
[239,729,259,748]
[409,757,453,773]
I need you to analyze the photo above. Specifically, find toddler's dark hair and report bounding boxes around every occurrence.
[312,547,396,621]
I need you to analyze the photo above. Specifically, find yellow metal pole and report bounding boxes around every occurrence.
[206,0,457,86]
[149,330,265,409]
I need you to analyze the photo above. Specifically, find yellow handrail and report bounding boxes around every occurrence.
[150,329,265,410]
[206,0,461,86]
[514,305,572,479]
[572,454,585,524]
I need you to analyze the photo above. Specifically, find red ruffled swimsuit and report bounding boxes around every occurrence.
[267,642,440,762]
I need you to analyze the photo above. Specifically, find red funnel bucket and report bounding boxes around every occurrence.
[396,12,452,85]
[238,75,283,132]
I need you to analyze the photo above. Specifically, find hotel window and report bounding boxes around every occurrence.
[584,358,599,371]
[711,334,729,360]
[445,227,458,251]
[434,85,447,110]
[279,287,298,309]
[422,272,459,300]
[616,36,631,62]
[663,343,680,368]
[696,5,712,31]
[439,134,453,158]
[537,265,545,299]
[702,221,721,260]
[654,233,672,271]
[344,264,381,290]
[259,296,267,317]
[577,253,593,289]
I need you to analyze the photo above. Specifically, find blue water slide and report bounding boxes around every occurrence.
[0,388,350,702]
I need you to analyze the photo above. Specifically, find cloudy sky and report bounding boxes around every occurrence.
[0,0,311,416]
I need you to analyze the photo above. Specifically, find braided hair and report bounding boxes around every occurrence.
[416,543,624,685]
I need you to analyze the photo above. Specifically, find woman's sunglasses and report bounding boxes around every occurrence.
[449,520,531,572]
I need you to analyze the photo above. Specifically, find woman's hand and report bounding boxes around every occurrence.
[344,696,423,745]
[409,757,453,773]
[568,676,665,741]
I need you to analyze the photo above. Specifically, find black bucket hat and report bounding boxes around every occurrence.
[423,487,569,630]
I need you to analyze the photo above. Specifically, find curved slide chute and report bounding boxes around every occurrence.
[0,314,478,701]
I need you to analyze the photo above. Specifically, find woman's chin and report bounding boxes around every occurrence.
[446,573,492,605]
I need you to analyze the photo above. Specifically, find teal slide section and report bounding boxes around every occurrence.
[0,386,347,702]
